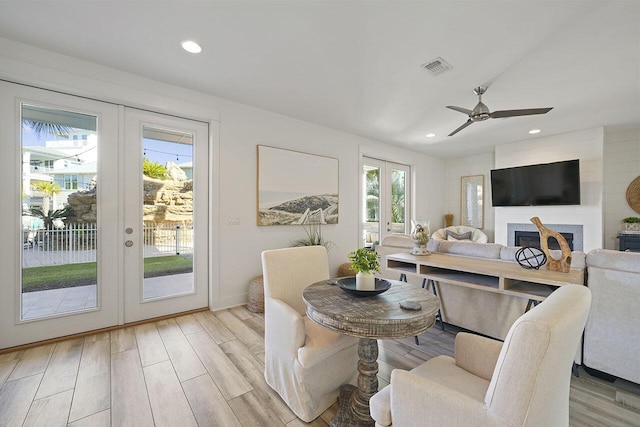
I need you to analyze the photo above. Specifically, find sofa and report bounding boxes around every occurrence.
[583,249,640,384]
[375,234,586,340]
[431,225,489,243]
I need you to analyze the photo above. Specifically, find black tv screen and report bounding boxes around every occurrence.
[490,159,581,207]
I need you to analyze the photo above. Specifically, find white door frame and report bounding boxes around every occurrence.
[359,156,412,248]
[0,82,212,349]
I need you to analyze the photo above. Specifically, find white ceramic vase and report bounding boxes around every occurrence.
[356,272,375,290]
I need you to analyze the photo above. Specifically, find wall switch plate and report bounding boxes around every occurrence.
[227,216,240,225]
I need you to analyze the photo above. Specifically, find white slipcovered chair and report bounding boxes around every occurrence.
[370,284,591,427]
[431,225,488,243]
[261,246,359,422]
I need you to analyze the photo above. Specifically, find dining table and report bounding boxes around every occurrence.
[302,278,440,427]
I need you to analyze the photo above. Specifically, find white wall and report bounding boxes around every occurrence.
[444,153,495,241]
[603,128,640,249]
[493,128,604,252]
[0,38,444,310]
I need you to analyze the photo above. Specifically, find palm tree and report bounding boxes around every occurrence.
[143,158,168,179]
[365,169,380,221]
[391,172,405,224]
[28,206,72,229]
[22,119,73,138]
[31,181,60,216]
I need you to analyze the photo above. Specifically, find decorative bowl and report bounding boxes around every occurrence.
[337,277,392,297]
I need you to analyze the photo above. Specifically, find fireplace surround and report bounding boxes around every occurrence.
[508,223,583,251]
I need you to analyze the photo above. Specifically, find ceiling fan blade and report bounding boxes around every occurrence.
[490,107,553,118]
[448,119,474,136]
[447,105,473,116]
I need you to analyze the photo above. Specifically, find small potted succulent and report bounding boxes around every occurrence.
[622,216,640,232]
[348,248,380,290]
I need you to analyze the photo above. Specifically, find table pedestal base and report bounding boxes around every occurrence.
[330,338,378,427]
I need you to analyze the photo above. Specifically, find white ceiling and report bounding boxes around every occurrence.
[0,1,638,159]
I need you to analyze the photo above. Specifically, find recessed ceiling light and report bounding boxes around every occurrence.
[426,133,436,138]
[529,129,541,134]
[181,40,202,54]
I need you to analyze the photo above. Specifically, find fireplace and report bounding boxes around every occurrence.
[507,223,583,251]
[514,231,574,251]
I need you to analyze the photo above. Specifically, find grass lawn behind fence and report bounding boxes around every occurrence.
[22,255,193,292]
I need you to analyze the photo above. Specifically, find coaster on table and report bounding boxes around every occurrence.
[400,300,422,311]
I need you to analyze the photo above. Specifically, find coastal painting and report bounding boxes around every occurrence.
[258,145,339,226]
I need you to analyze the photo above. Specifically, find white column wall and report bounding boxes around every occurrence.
[493,128,604,252]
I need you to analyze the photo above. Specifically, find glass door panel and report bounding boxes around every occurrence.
[363,163,381,248]
[123,108,209,323]
[361,158,411,248]
[390,167,408,234]
[141,126,194,300]
[21,105,99,320]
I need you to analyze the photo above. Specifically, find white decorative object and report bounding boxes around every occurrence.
[356,272,375,290]
[623,222,639,232]
[410,219,431,256]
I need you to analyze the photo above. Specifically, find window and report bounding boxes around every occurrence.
[64,174,78,190]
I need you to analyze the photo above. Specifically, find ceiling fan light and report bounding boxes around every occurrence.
[426,133,436,138]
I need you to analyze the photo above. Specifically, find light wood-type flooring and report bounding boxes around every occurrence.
[1,306,639,426]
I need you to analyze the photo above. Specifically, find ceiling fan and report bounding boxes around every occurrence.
[446,86,553,136]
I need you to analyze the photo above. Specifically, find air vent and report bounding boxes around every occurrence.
[421,57,453,75]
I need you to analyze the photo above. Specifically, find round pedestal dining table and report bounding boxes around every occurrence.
[303,279,440,427]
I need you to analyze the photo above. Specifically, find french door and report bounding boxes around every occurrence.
[122,108,209,323]
[0,81,209,349]
[361,157,411,248]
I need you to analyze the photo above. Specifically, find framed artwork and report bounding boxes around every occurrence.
[460,175,484,229]
[257,145,339,226]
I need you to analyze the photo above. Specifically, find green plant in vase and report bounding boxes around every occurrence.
[348,248,380,290]
[410,220,431,256]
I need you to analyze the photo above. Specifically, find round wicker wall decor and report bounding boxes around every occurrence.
[627,176,640,214]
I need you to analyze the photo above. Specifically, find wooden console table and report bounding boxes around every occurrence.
[386,252,584,303]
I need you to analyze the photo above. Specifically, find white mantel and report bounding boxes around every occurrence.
[493,128,604,252]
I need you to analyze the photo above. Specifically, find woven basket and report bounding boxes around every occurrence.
[337,263,356,277]
[248,275,264,313]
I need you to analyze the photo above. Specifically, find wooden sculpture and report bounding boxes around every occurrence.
[530,217,572,273]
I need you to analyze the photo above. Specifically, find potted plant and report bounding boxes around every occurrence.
[348,248,380,290]
[410,220,431,256]
[622,216,640,232]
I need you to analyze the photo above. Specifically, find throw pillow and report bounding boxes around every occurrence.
[446,230,472,241]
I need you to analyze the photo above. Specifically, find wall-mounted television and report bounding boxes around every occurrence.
[490,159,581,207]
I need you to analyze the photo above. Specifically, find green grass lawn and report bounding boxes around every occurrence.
[22,255,193,292]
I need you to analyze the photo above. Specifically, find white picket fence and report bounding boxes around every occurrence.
[23,222,193,267]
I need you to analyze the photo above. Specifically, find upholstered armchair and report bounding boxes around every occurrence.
[261,246,359,422]
[431,225,488,243]
[370,285,591,427]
